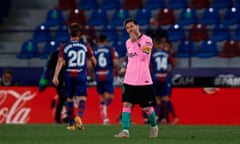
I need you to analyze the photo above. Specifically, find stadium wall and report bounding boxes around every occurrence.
[0,86,240,125]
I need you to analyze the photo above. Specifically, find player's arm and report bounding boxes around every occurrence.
[52,57,65,86]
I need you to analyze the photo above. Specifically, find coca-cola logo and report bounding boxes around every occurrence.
[0,90,36,124]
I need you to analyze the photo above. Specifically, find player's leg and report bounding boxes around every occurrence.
[64,77,75,130]
[139,85,158,138]
[114,84,133,138]
[55,83,66,123]
[74,77,87,130]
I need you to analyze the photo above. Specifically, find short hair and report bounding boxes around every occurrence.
[68,23,80,37]
[123,18,139,27]
[98,34,107,42]
[2,69,13,77]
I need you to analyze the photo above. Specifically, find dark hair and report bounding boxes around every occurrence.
[123,18,138,27]
[68,23,80,37]
[2,69,13,76]
[98,34,107,42]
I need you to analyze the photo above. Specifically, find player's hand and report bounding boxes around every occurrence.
[52,77,59,86]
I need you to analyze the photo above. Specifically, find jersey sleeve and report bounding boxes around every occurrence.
[110,47,118,59]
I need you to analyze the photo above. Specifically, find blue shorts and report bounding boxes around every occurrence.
[96,80,114,95]
[64,75,87,98]
[153,77,172,97]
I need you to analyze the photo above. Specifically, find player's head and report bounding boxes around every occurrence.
[153,37,162,49]
[98,34,107,43]
[1,69,13,86]
[68,23,81,37]
[124,18,140,35]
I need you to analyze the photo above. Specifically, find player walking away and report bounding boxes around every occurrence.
[53,23,96,130]
[114,18,158,138]
[151,36,178,125]
[94,34,119,125]
[39,45,67,124]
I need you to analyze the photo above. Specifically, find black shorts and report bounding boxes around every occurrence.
[122,83,155,107]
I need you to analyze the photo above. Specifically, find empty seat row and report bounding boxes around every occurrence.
[57,0,240,11]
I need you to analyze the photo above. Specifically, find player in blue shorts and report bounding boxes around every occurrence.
[151,36,178,124]
[53,23,96,130]
[94,34,118,125]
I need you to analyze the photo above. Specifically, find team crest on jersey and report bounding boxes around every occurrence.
[142,46,151,54]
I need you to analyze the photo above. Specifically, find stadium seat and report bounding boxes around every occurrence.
[100,0,121,10]
[32,24,52,43]
[80,25,97,41]
[156,8,176,26]
[176,40,196,58]
[121,29,129,42]
[54,25,69,43]
[178,8,198,27]
[17,39,39,59]
[100,25,119,42]
[40,41,59,59]
[78,0,98,10]
[167,0,188,9]
[219,40,240,58]
[58,0,76,11]
[222,7,240,26]
[144,0,165,10]
[66,9,86,26]
[122,0,143,10]
[189,24,208,42]
[190,0,210,9]
[88,9,109,27]
[211,24,231,41]
[233,24,240,40]
[167,24,186,42]
[110,9,130,28]
[195,40,218,58]
[212,0,233,9]
[44,8,64,27]
[200,7,220,26]
[135,8,152,26]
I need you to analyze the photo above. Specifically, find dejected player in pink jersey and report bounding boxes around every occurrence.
[114,18,158,138]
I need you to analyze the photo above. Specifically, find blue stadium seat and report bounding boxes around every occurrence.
[45,8,64,27]
[17,39,39,59]
[233,24,240,41]
[121,30,129,42]
[110,9,130,28]
[135,8,152,26]
[178,8,198,27]
[100,0,121,10]
[222,7,240,26]
[78,0,98,10]
[195,40,218,58]
[144,0,165,10]
[200,8,220,26]
[167,24,186,42]
[211,24,231,41]
[176,40,196,58]
[101,25,119,42]
[168,0,188,9]
[212,0,233,9]
[40,41,59,59]
[54,25,69,43]
[33,24,52,43]
[88,9,109,27]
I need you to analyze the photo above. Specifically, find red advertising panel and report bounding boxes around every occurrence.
[1,86,240,125]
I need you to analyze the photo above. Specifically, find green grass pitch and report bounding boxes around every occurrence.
[0,124,240,144]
